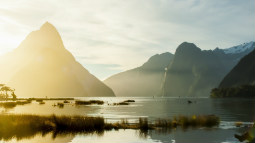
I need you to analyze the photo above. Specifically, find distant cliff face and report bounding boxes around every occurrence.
[163,42,254,97]
[0,22,115,97]
[219,49,255,88]
[104,52,174,97]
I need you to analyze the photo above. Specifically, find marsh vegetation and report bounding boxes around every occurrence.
[75,100,104,105]
[0,114,220,141]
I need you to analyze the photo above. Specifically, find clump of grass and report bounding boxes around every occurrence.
[0,102,17,108]
[235,122,243,127]
[139,118,151,131]
[36,99,43,102]
[51,115,105,132]
[153,115,220,129]
[75,100,104,105]
[155,118,173,128]
[16,100,31,105]
[29,98,74,101]
[0,114,105,141]
[39,101,45,104]
[89,100,104,105]
[26,99,32,103]
[124,100,135,102]
[57,103,64,108]
[113,102,129,105]
[0,114,220,141]
[0,100,31,108]
[112,100,136,105]
[63,100,70,103]
[235,122,255,142]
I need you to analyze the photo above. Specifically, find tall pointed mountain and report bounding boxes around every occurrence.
[219,49,255,88]
[0,22,115,97]
[104,52,174,97]
[163,41,254,97]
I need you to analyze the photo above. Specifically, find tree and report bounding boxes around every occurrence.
[11,89,17,100]
[0,86,12,99]
[0,84,6,99]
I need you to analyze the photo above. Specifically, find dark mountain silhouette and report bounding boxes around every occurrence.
[104,52,174,97]
[163,42,254,97]
[219,49,255,88]
[0,22,115,97]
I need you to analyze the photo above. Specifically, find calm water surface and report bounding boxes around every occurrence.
[1,97,254,143]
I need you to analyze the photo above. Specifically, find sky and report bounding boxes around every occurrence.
[0,0,254,80]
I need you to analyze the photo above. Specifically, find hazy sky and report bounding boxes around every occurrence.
[0,0,254,79]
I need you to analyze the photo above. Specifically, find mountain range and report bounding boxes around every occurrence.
[104,52,174,97]
[210,48,255,98]
[0,22,115,97]
[106,41,254,97]
[163,42,254,97]
[219,48,255,88]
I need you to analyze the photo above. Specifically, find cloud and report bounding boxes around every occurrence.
[0,0,254,79]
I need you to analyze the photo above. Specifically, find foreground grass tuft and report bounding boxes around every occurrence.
[0,114,220,141]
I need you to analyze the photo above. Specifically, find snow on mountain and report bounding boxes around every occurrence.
[223,41,255,54]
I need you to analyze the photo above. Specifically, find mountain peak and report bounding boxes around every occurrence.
[223,41,255,54]
[39,22,60,37]
[40,22,57,31]
[178,42,199,49]
[175,42,201,55]
[16,22,64,51]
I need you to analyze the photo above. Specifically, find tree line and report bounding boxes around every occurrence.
[211,84,255,98]
[0,84,16,100]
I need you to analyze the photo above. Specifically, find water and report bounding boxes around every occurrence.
[1,97,254,143]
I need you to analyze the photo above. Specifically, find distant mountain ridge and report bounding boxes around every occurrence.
[104,52,174,97]
[222,41,254,54]
[210,49,255,98]
[163,41,254,97]
[0,22,115,97]
[219,49,255,88]
[105,41,254,97]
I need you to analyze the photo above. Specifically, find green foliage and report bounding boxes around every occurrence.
[211,85,255,98]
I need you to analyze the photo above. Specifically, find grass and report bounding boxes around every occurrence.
[0,100,32,108]
[124,100,135,102]
[112,99,135,105]
[0,98,75,102]
[0,114,104,141]
[155,115,220,128]
[29,98,74,101]
[0,102,17,108]
[0,114,220,141]
[113,102,129,105]
[235,122,255,142]
[75,100,104,105]
[39,101,45,104]
[36,99,43,102]
[63,100,70,103]
[57,103,64,108]
[235,121,243,127]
